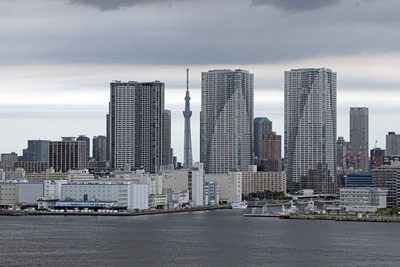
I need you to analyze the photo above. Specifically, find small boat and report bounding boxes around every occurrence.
[231,201,248,209]
[281,200,299,215]
[279,213,291,219]
[304,199,320,214]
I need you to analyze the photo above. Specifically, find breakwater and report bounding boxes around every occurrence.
[293,214,400,222]
[244,213,400,222]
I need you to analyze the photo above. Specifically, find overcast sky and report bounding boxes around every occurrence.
[1,0,400,162]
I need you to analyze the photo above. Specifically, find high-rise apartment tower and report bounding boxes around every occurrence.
[200,69,254,174]
[108,81,165,173]
[284,68,337,193]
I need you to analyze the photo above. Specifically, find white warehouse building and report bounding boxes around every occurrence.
[61,182,148,210]
[340,187,388,212]
[0,181,44,209]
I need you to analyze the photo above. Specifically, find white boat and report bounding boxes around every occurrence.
[304,199,319,214]
[281,200,299,215]
[231,201,248,209]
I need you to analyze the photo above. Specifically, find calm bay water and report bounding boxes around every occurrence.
[1,209,399,266]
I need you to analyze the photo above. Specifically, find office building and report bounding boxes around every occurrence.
[340,187,387,212]
[253,118,282,172]
[108,81,165,173]
[14,161,48,174]
[284,68,336,193]
[386,132,400,156]
[350,107,369,172]
[344,172,373,188]
[163,110,172,167]
[77,135,90,160]
[336,137,350,172]
[372,156,400,207]
[27,140,49,162]
[1,152,18,172]
[200,69,254,174]
[370,147,385,169]
[48,137,87,173]
[254,117,273,160]
[92,135,107,162]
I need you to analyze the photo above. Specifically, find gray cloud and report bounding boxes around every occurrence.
[251,0,341,12]
[68,0,174,10]
[1,0,400,66]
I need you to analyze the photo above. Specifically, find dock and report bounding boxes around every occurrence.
[0,205,230,217]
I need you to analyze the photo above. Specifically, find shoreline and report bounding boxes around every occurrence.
[0,205,230,217]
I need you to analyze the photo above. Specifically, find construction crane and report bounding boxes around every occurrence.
[354,142,368,171]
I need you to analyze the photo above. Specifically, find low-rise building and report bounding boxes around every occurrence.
[0,181,44,209]
[206,172,242,204]
[340,187,388,212]
[0,167,26,181]
[242,165,286,196]
[149,194,168,208]
[162,162,204,206]
[372,157,400,207]
[345,172,373,188]
[61,182,148,210]
[204,181,219,205]
[66,169,95,182]
[26,167,68,181]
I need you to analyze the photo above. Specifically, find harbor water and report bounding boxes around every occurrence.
[1,209,399,266]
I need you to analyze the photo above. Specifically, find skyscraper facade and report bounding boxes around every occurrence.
[27,140,50,162]
[108,81,165,173]
[336,137,350,172]
[386,131,400,156]
[350,107,369,172]
[200,69,254,174]
[253,117,273,160]
[92,135,107,162]
[163,110,172,167]
[48,137,87,173]
[284,68,337,193]
[77,135,90,160]
[0,152,18,171]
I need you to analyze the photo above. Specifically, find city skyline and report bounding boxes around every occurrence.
[1,0,400,162]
